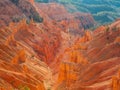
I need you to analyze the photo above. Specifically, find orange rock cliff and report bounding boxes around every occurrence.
[0,0,120,90]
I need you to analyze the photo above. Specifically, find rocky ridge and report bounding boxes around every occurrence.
[0,0,120,90]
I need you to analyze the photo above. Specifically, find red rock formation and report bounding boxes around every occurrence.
[112,70,120,90]
[76,30,93,43]
[36,3,96,35]
[1,0,120,90]
[55,20,120,90]
[11,49,26,64]
[94,25,106,34]
[29,0,34,5]
[58,61,77,87]
[0,43,48,90]
[114,36,120,43]
[0,0,42,26]
[0,19,56,89]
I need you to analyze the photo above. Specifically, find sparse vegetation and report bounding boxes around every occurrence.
[32,13,43,23]
[10,0,19,5]
[35,0,48,3]
[35,0,120,25]
[112,27,117,31]
[106,26,110,32]
[12,15,23,23]
[17,85,30,90]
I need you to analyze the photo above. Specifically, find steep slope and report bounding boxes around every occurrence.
[36,3,96,30]
[34,2,96,67]
[0,1,61,88]
[0,0,42,26]
[0,21,52,90]
[1,0,120,90]
[0,11,66,89]
[55,20,120,90]
[36,0,120,25]
[0,1,72,89]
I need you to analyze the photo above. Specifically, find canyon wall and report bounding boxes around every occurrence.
[0,0,120,90]
[55,20,120,90]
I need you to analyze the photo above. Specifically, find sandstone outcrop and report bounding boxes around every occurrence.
[0,0,120,90]
[55,20,120,90]
[112,71,120,90]
[36,3,96,35]
[0,0,42,26]
[0,20,55,90]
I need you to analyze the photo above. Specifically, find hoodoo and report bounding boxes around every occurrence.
[0,0,120,90]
